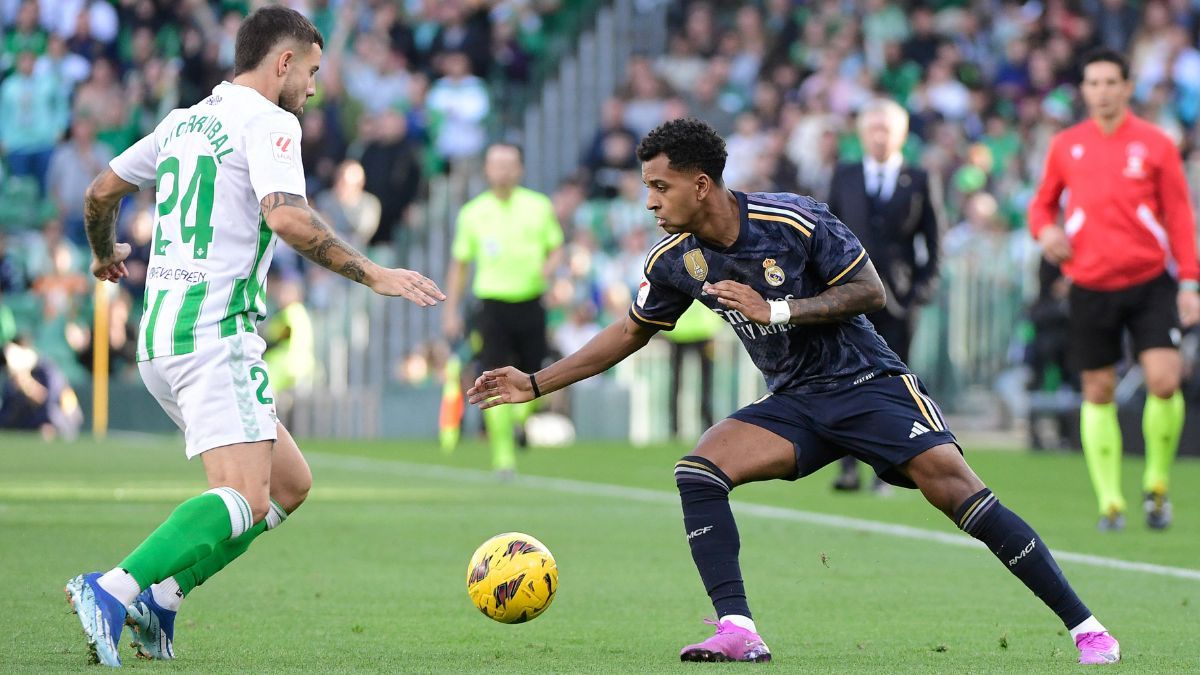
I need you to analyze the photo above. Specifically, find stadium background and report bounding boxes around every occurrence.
[3,0,1200,453]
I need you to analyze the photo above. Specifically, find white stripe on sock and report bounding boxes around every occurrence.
[265,499,288,530]
[204,487,251,538]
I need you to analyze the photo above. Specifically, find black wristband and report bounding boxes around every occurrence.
[529,373,542,399]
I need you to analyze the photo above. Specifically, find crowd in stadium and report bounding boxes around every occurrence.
[4,0,1200,410]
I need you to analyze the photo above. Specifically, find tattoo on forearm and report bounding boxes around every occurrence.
[84,195,119,260]
[261,192,369,284]
[786,278,883,325]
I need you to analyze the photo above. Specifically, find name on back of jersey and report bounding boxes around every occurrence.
[161,113,234,163]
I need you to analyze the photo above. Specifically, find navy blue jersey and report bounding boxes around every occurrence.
[629,191,909,393]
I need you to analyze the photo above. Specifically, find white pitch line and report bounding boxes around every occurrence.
[308,453,1200,582]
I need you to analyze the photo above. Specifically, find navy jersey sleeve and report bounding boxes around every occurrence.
[809,203,869,286]
[628,235,693,330]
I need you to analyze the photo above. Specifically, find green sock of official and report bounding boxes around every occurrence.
[118,488,254,590]
[1142,391,1183,494]
[1080,401,1124,515]
[484,405,516,471]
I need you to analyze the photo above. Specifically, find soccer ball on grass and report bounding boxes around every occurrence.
[466,532,558,623]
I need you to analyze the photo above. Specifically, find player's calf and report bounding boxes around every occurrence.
[954,487,1120,664]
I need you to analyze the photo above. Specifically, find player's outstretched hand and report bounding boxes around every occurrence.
[90,242,131,282]
[468,366,534,409]
[703,280,769,324]
[369,267,446,306]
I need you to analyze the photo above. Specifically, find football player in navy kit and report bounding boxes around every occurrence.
[468,119,1119,666]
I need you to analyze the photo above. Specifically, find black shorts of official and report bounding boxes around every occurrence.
[475,298,548,373]
[728,373,959,489]
[1068,272,1180,372]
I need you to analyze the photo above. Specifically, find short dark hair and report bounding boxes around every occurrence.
[636,118,727,185]
[234,6,324,75]
[487,141,524,164]
[1080,48,1129,81]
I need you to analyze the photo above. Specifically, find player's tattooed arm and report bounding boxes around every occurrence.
[784,259,887,325]
[260,192,371,283]
[702,258,886,326]
[83,169,139,282]
[83,169,139,261]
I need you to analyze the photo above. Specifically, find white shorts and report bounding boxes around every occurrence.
[139,332,279,458]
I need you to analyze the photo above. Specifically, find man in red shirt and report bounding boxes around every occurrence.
[1029,49,1200,531]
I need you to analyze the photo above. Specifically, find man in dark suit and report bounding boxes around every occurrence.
[827,97,943,492]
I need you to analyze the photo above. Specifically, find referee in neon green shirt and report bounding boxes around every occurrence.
[443,143,563,476]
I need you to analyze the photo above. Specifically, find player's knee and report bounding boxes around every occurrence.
[276,476,311,514]
[247,496,272,524]
[1081,379,1116,404]
[1144,372,1179,399]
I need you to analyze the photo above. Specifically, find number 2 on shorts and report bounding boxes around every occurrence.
[249,366,274,404]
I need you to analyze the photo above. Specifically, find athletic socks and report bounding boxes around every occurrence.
[96,568,141,606]
[1080,401,1124,515]
[675,455,751,619]
[483,405,516,471]
[167,499,288,599]
[115,487,253,591]
[1142,391,1183,494]
[956,488,1091,629]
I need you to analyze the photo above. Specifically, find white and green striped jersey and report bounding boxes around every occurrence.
[110,82,307,361]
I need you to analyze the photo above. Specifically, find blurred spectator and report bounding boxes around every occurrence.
[71,57,128,150]
[619,56,671,138]
[35,33,91,95]
[428,1,491,77]
[426,50,489,166]
[353,110,422,246]
[315,159,382,249]
[0,49,67,193]
[1,0,45,74]
[0,336,82,440]
[46,113,113,248]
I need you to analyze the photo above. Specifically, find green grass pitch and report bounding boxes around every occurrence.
[1,432,1197,672]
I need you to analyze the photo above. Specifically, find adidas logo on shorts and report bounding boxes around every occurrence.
[909,421,931,439]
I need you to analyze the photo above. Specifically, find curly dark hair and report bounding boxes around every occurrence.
[636,118,727,185]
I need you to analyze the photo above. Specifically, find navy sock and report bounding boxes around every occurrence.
[675,456,750,619]
[956,488,1090,629]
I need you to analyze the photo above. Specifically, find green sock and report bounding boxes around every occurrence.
[1080,402,1125,515]
[1142,391,1183,494]
[484,404,516,471]
[174,500,289,596]
[119,488,254,589]
[512,400,536,424]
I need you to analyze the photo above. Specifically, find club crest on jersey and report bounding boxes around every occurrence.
[763,258,785,287]
[270,132,295,163]
[1124,142,1148,179]
[1071,144,1084,159]
[683,249,708,281]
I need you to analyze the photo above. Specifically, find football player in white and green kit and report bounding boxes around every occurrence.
[63,7,445,667]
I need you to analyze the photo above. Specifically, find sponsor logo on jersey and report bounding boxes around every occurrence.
[763,258,785,286]
[271,132,295,163]
[683,249,708,281]
[1124,142,1147,179]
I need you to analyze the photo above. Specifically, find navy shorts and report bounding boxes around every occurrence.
[729,373,959,489]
